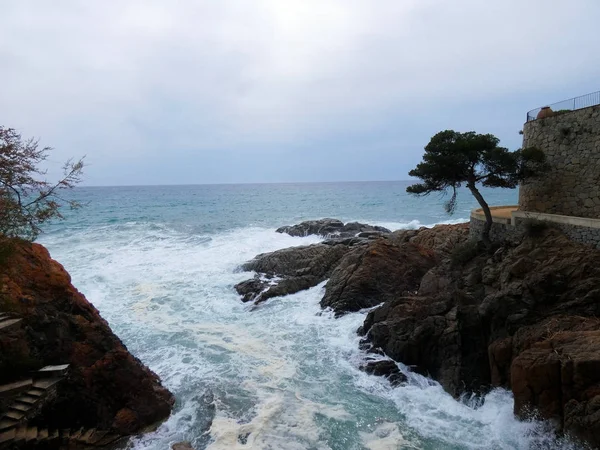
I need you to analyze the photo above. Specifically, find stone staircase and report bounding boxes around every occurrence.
[0,351,121,449]
[0,313,22,333]
[0,426,121,448]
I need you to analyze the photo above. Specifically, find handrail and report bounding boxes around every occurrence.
[526,90,600,122]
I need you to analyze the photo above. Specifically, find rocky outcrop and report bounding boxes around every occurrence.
[408,223,470,255]
[320,239,436,314]
[0,240,174,435]
[276,218,390,238]
[238,218,600,445]
[235,240,359,304]
[236,222,438,314]
[511,330,600,445]
[360,228,600,446]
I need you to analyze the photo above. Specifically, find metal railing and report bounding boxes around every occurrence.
[526,90,600,122]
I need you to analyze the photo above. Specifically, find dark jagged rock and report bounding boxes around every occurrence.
[359,359,407,386]
[320,239,437,315]
[235,241,357,304]
[0,239,174,435]
[276,218,390,238]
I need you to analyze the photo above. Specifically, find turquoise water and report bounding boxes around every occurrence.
[39,182,580,449]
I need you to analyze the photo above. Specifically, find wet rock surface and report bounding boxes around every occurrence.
[359,359,407,386]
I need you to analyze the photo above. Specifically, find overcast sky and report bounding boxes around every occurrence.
[1,1,599,186]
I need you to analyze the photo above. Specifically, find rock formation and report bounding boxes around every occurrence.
[237,219,600,446]
[276,218,390,238]
[0,239,174,437]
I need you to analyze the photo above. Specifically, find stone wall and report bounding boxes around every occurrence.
[469,211,600,249]
[468,217,520,242]
[520,105,600,219]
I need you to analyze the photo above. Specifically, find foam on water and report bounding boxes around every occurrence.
[40,222,583,450]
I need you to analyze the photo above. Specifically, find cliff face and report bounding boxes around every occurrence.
[0,239,174,434]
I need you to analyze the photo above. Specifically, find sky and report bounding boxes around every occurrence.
[1,1,599,186]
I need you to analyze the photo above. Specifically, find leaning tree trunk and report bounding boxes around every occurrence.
[467,181,492,248]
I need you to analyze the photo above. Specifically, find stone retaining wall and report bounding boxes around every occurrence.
[469,210,600,249]
[520,105,600,219]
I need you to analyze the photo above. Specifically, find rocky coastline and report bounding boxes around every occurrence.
[0,239,174,445]
[236,218,600,447]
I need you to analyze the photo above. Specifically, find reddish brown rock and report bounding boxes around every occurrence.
[321,239,437,314]
[360,227,600,445]
[409,222,470,256]
[511,331,600,446]
[0,239,174,434]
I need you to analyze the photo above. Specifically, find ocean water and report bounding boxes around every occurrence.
[38,182,580,450]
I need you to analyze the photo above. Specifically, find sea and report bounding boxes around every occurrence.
[38,181,581,450]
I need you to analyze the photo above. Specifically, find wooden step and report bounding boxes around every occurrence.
[32,377,62,390]
[70,427,85,441]
[25,426,37,442]
[15,394,38,405]
[10,402,31,413]
[0,318,22,332]
[0,313,11,320]
[36,364,69,378]
[0,418,18,431]
[3,410,24,420]
[48,429,59,440]
[80,428,96,443]
[14,426,27,442]
[0,428,16,444]
[38,428,49,441]
[0,378,33,397]
[26,387,46,397]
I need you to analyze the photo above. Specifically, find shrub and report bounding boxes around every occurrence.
[0,127,84,241]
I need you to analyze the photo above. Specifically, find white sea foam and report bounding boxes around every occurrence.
[356,218,468,232]
[40,223,582,450]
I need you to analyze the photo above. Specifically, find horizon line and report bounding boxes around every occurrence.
[78,179,415,188]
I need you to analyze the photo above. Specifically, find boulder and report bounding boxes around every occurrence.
[172,443,195,450]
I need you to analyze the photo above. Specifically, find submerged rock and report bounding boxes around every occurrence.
[276,218,390,238]
[0,239,174,434]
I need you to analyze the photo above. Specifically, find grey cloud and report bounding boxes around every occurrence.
[1,0,599,185]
